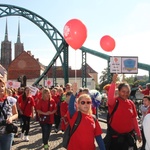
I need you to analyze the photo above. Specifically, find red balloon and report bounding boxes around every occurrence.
[100,35,115,52]
[63,19,87,50]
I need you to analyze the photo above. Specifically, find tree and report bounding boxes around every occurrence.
[99,67,115,91]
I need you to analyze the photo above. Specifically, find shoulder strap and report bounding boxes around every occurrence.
[0,99,8,119]
[70,111,82,137]
[108,100,119,125]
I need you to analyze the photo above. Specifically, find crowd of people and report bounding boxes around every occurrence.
[0,74,150,150]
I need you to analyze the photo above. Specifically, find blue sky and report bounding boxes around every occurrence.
[0,0,150,77]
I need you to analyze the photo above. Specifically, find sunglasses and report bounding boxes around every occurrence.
[80,101,92,105]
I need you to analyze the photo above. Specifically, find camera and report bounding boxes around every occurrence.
[0,120,18,134]
[5,123,18,134]
[0,120,7,126]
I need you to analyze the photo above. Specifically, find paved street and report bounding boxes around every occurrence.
[12,111,142,150]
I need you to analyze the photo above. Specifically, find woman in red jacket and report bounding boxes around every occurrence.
[17,87,35,142]
[36,88,57,150]
[107,74,142,150]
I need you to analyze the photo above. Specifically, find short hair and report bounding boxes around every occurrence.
[82,88,89,94]
[143,95,150,101]
[146,83,150,89]
[66,91,73,97]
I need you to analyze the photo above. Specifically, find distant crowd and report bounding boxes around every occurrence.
[0,76,150,150]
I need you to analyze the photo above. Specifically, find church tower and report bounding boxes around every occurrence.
[0,19,12,70]
[14,21,24,58]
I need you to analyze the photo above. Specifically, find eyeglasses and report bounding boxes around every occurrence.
[80,101,92,105]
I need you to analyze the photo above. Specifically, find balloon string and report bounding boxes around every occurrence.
[75,50,77,83]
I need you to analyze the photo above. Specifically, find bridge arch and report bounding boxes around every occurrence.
[0,4,69,85]
[0,4,150,86]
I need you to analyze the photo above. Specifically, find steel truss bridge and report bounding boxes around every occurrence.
[0,4,150,87]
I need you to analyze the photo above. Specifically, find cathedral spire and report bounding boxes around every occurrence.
[17,20,21,43]
[4,19,8,41]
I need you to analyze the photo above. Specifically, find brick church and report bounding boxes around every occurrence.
[0,21,98,89]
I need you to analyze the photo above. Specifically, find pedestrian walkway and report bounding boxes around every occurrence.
[12,111,142,150]
[12,111,107,150]
[12,120,65,150]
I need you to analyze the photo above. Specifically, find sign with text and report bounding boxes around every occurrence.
[110,56,138,74]
[110,57,122,73]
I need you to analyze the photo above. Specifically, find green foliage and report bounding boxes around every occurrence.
[99,68,149,91]
[99,68,109,91]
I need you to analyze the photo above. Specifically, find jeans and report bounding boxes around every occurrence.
[54,114,61,129]
[21,115,31,135]
[0,133,14,150]
[40,123,52,145]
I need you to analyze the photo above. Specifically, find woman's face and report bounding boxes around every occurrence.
[118,86,130,100]
[44,91,51,100]
[78,97,92,114]
[25,88,31,96]
[0,82,6,96]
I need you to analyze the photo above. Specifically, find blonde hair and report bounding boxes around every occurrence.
[42,88,51,100]
[0,79,7,95]
[6,88,13,96]
[77,94,92,115]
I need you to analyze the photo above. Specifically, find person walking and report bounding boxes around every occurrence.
[36,88,57,150]
[17,86,35,141]
[106,74,142,150]
[0,79,18,150]
[67,83,105,150]
[60,91,72,132]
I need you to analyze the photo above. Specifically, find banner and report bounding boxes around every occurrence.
[45,79,53,88]
[6,80,21,89]
[28,85,39,96]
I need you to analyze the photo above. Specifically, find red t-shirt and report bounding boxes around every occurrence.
[52,94,60,104]
[108,97,137,133]
[67,112,102,150]
[18,95,35,117]
[60,101,68,117]
[141,89,150,95]
[36,99,56,124]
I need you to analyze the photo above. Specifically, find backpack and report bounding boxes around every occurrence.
[103,100,119,150]
[62,111,82,148]
[0,99,9,120]
[0,99,18,134]
[62,111,97,148]
[106,100,119,126]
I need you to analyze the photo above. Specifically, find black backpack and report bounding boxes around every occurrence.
[62,111,82,148]
[103,100,119,150]
[62,111,97,148]
[106,100,119,126]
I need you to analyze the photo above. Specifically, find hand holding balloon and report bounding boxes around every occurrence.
[63,19,87,50]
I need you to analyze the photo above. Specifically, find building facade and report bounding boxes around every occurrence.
[0,20,98,89]
[1,20,12,70]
